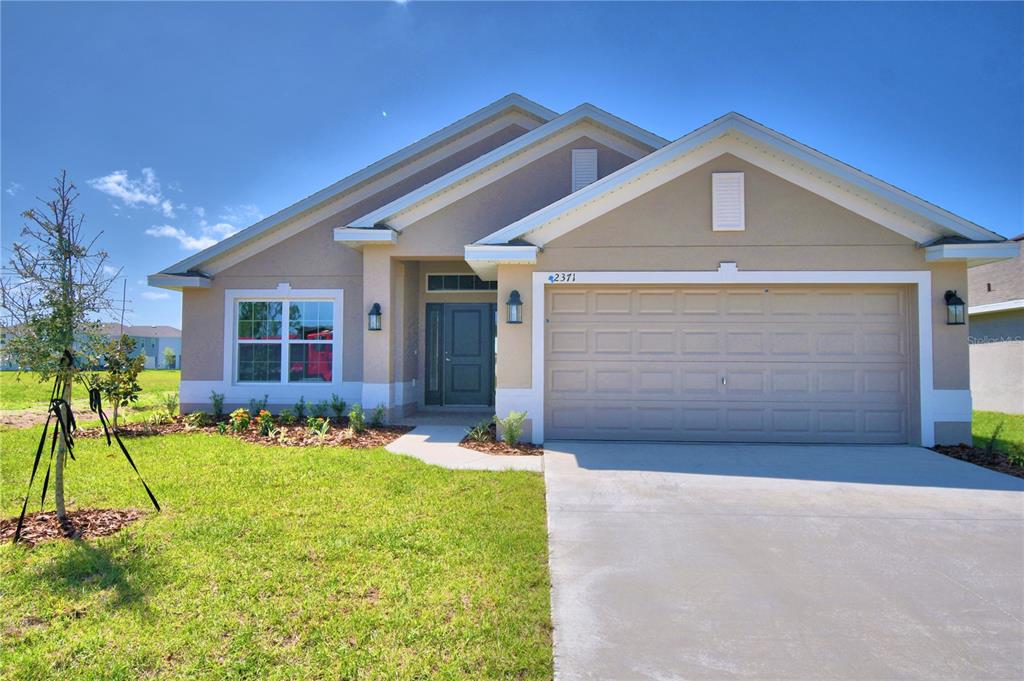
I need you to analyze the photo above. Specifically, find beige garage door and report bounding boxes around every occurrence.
[545,285,914,443]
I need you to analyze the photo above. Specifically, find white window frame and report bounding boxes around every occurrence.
[223,287,343,388]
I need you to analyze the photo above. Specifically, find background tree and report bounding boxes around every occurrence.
[162,345,176,369]
[97,335,145,429]
[1,171,117,521]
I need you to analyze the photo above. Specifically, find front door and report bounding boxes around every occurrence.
[425,303,495,406]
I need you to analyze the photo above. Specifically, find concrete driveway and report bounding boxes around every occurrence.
[543,443,1024,680]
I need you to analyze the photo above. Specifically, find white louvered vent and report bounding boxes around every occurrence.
[712,172,745,231]
[572,149,598,192]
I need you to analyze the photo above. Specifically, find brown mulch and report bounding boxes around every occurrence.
[77,417,412,449]
[932,443,1024,479]
[0,508,144,547]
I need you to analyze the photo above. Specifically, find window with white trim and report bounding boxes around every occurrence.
[235,299,335,383]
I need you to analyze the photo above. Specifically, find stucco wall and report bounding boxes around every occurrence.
[970,309,1024,415]
[968,253,1024,306]
[495,153,970,444]
[180,123,529,385]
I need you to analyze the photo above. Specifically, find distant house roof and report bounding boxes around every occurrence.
[102,323,181,338]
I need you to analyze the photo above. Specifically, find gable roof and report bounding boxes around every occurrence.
[342,103,668,232]
[150,93,557,284]
[475,112,1009,248]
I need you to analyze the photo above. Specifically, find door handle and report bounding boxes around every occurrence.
[444,352,451,363]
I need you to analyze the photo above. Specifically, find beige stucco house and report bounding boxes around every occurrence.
[150,94,1019,446]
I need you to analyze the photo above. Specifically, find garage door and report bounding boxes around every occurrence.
[544,285,913,443]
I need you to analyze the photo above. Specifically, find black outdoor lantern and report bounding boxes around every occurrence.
[368,303,382,331]
[506,290,523,324]
[944,290,966,325]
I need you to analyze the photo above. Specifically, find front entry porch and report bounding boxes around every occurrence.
[424,302,496,407]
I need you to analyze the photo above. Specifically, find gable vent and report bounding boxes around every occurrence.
[712,172,745,231]
[572,149,598,192]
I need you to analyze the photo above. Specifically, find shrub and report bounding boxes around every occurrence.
[496,411,527,447]
[370,403,386,428]
[230,408,251,433]
[307,416,330,444]
[466,417,494,443]
[210,391,225,420]
[249,394,269,414]
[330,394,347,422]
[985,422,1005,457]
[348,404,365,434]
[278,408,297,426]
[311,400,329,419]
[1009,450,1024,468]
[257,409,274,437]
[294,396,307,420]
[216,422,228,435]
[162,391,180,416]
[95,335,145,429]
[184,411,211,429]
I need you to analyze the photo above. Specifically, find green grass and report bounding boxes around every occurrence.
[973,410,1024,459]
[0,429,552,679]
[0,370,180,420]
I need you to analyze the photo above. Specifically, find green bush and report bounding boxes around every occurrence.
[257,410,275,437]
[306,416,330,443]
[216,421,228,435]
[311,400,329,419]
[278,408,297,426]
[496,411,527,447]
[348,404,365,434]
[184,411,211,429]
[466,417,494,443]
[162,391,180,415]
[294,396,307,420]
[210,391,225,420]
[370,403,386,428]
[249,394,269,413]
[330,394,347,422]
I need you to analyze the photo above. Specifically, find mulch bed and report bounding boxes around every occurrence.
[0,508,144,547]
[77,417,412,449]
[459,423,543,456]
[932,444,1024,479]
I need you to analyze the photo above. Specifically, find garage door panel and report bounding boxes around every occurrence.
[545,285,912,444]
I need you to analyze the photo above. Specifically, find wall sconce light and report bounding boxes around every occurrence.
[506,290,523,324]
[368,303,382,331]
[944,290,965,325]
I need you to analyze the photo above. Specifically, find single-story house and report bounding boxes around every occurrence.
[102,323,182,369]
[968,234,1023,414]
[150,94,1019,445]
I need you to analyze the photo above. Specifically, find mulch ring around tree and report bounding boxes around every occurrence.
[76,417,412,449]
[459,422,543,456]
[932,444,1024,479]
[0,508,144,547]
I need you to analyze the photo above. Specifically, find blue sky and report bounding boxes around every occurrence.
[2,2,1021,327]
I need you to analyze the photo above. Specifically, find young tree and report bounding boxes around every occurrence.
[97,335,145,429]
[1,171,117,521]
[162,345,176,369]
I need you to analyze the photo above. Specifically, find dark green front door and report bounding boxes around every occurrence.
[425,303,495,406]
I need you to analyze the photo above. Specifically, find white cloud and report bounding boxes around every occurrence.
[89,167,178,217]
[145,220,241,252]
[103,264,121,276]
[5,182,23,196]
[141,291,171,301]
[220,203,263,225]
[194,206,206,218]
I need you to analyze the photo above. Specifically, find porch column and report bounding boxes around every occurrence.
[361,248,394,410]
[495,264,540,442]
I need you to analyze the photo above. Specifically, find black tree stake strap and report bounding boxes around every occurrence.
[13,350,160,544]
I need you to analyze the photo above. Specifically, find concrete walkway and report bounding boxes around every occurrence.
[386,425,543,472]
[544,441,1024,680]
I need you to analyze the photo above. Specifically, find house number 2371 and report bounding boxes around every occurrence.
[548,272,576,283]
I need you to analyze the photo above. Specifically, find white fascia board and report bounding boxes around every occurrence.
[147,273,211,290]
[477,112,1005,247]
[464,245,538,280]
[924,241,1020,264]
[969,298,1024,315]
[347,104,667,231]
[333,228,398,250]
[155,94,557,276]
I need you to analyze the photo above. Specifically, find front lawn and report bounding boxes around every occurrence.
[0,429,552,679]
[0,369,180,418]
[973,410,1024,458]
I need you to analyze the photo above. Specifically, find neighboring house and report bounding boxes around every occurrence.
[968,234,1024,414]
[0,328,17,370]
[102,324,183,369]
[150,93,1019,446]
